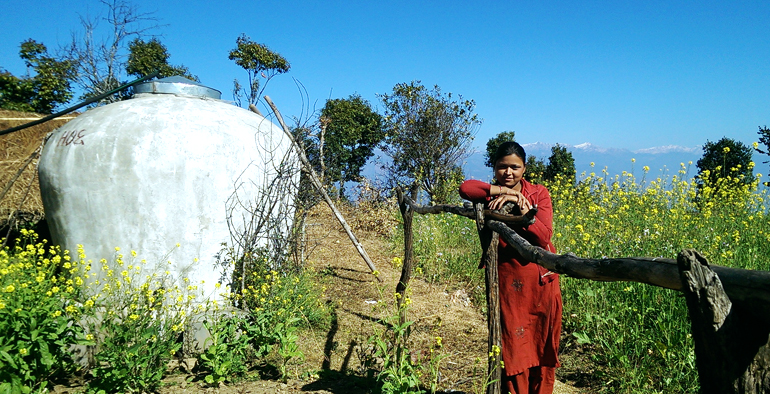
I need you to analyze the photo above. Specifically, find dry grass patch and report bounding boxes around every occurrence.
[0,110,75,226]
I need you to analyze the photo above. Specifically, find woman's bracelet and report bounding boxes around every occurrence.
[494,185,513,195]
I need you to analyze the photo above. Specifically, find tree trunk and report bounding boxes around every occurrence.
[409,182,419,203]
[677,249,770,393]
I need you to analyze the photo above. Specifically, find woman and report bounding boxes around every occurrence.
[459,141,562,394]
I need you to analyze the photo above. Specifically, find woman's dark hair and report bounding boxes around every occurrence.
[493,141,527,166]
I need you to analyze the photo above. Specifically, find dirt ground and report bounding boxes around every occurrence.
[53,203,583,393]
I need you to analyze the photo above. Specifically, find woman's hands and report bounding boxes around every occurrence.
[488,189,532,214]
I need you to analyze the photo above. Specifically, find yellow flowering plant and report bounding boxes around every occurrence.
[365,286,426,394]
[0,230,90,394]
[197,306,254,386]
[196,247,328,384]
[402,159,769,392]
[85,249,201,394]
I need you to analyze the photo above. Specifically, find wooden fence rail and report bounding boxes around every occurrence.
[395,192,770,394]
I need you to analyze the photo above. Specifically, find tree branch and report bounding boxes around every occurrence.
[399,193,537,225]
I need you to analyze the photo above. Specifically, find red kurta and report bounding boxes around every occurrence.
[459,179,562,376]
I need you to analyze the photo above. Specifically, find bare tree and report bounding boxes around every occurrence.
[221,118,302,293]
[64,0,160,103]
[217,88,312,295]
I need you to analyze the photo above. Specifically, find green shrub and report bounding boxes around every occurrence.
[84,249,198,394]
[0,230,90,394]
[198,312,253,386]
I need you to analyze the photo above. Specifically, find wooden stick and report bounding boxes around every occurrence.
[399,193,538,225]
[474,203,502,394]
[247,104,264,117]
[261,96,380,280]
[0,148,39,205]
[395,189,415,324]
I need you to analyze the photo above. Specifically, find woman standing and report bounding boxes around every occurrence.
[459,141,562,394]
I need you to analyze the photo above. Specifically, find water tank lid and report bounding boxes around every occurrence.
[134,76,222,99]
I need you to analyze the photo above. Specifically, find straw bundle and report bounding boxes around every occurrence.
[0,109,76,228]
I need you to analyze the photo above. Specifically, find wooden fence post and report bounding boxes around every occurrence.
[474,203,502,394]
[395,189,415,324]
[677,249,770,393]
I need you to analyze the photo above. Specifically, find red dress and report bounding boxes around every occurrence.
[459,179,562,378]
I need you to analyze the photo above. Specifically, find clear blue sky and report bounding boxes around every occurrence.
[2,0,768,152]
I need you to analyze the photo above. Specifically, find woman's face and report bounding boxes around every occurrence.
[494,154,526,188]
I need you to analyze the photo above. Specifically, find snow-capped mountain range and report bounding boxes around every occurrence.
[462,142,706,182]
[363,142,734,189]
[522,141,699,155]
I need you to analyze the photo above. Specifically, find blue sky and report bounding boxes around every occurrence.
[2,0,768,152]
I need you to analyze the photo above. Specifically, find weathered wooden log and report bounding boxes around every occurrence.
[400,193,538,225]
[402,199,770,315]
[486,220,770,323]
[677,249,770,393]
[395,189,416,322]
[474,203,502,394]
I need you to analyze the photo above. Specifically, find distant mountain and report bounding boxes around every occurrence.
[634,145,700,154]
[362,142,729,192]
[461,142,705,181]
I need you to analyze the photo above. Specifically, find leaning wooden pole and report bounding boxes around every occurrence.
[0,147,39,205]
[474,203,502,394]
[395,189,415,324]
[260,98,379,280]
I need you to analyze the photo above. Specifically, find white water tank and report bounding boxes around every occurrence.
[38,77,298,299]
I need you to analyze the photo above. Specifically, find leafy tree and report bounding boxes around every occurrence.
[379,81,481,203]
[525,155,546,184]
[484,131,517,168]
[64,0,161,103]
[126,38,198,81]
[543,144,575,182]
[317,94,385,197]
[0,71,35,113]
[228,34,290,107]
[696,137,753,188]
[753,125,770,166]
[0,39,75,113]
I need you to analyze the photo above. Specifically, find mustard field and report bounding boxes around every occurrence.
[404,162,769,393]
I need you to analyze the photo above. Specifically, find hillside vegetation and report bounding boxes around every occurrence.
[1,153,767,393]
